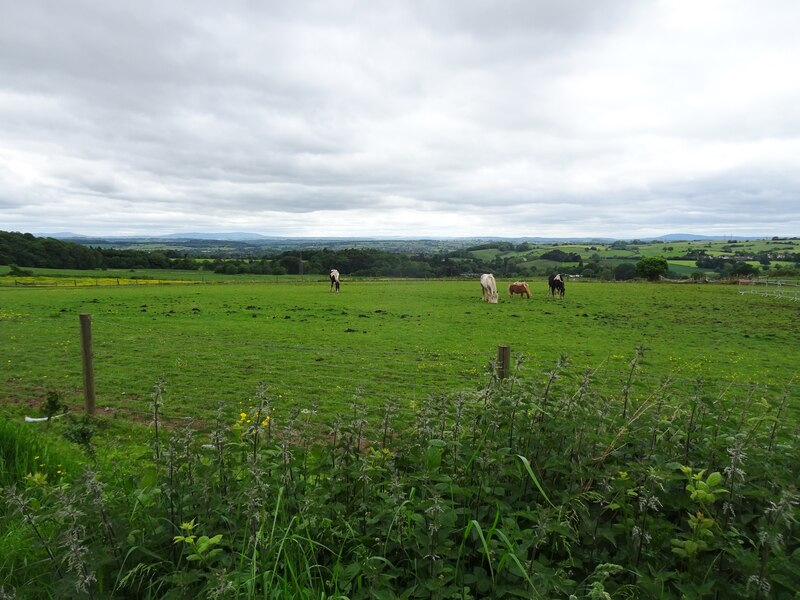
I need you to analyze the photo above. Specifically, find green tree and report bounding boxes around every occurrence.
[635,257,669,281]
[614,262,637,281]
[278,256,302,274]
[729,261,759,278]
[581,262,602,278]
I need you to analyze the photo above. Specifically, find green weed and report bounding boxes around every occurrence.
[1,352,797,598]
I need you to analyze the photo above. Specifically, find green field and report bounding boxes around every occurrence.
[3,274,799,599]
[459,238,800,279]
[2,276,797,428]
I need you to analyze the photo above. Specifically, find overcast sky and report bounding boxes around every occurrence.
[1,1,799,239]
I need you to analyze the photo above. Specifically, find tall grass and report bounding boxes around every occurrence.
[1,351,798,599]
[0,417,82,487]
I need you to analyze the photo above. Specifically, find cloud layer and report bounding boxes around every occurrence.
[1,0,799,238]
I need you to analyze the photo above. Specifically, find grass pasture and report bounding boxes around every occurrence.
[1,276,797,429]
[2,274,800,598]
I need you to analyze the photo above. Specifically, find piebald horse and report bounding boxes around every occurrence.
[548,273,565,297]
[508,281,531,299]
[480,273,498,304]
[330,269,340,293]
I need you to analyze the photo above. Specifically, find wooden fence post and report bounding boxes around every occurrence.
[79,314,96,416]
[496,344,511,380]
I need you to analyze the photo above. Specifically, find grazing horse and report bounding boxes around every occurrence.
[480,273,498,304]
[330,269,340,293]
[508,281,531,299]
[548,273,565,297]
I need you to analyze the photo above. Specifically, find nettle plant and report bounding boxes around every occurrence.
[2,351,799,599]
[670,467,728,568]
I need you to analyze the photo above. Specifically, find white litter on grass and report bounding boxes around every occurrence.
[24,413,67,423]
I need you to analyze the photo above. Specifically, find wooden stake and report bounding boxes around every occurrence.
[80,314,96,416]
[497,344,511,380]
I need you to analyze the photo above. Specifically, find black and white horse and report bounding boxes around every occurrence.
[548,273,565,297]
[330,269,340,293]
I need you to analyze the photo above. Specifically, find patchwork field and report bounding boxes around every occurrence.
[1,276,797,426]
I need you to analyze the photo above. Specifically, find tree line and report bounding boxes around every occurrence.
[2,230,798,280]
[0,231,199,271]
[0,231,487,277]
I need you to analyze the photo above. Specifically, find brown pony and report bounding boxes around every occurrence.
[508,281,531,299]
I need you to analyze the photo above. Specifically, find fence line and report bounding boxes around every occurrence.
[13,313,800,396]
[53,345,800,424]
[5,278,206,288]
[2,276,372,289]
[738,278,800,301]
[9,314,799,426]
[72,339,799,423]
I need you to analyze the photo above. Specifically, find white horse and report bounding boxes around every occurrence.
[480,273,498,304]
[330,269,340,293]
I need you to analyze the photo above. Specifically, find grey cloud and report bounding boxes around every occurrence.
[1,0,799,238]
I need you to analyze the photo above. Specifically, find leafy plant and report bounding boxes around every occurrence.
[42,390,68,424]
[1,355,798,598]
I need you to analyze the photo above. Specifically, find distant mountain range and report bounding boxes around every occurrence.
[41,231,273,241]
[651,233,732,242]
[37,232,767,243]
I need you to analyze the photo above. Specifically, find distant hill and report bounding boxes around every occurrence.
[37,231,88,238]
[47,233,620,243]
[39,231,270,241]
[156,232,271,240]
[649,234,740,242]
[37,231,772,243]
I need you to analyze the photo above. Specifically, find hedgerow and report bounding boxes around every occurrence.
[1,350,798,599]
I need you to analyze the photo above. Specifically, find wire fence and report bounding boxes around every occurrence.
[8,301,799,429]
[2,277,205,288]
[36,336,798,429]
[738,278,800,301]
[0,275,367,289]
